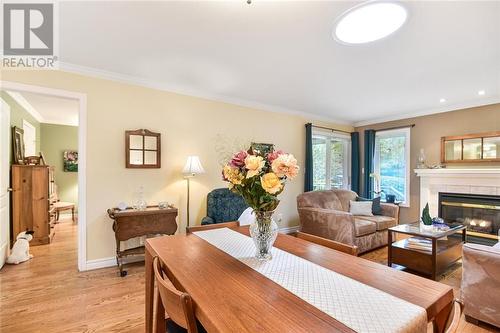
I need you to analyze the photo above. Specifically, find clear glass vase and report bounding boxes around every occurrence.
[249,210,278,261]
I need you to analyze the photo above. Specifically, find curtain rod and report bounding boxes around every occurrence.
[312,124,352,135]
[376,124,415,132]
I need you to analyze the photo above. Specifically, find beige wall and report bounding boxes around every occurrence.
[356,103,500,224]
[1,91,41,164]
[41,123,79,209]
[1,70,352,261]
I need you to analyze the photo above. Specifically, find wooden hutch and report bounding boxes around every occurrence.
[11,165,57,245]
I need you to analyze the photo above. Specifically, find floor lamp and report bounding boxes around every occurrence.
[182,156,205,227]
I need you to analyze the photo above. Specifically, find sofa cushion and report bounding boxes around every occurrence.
[356,215,397,231]
[354,218,377,236]
[349,201,373,216]
[356,196,383,215]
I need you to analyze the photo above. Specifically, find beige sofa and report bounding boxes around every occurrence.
[297,190,399,254]
[461,242,500,328]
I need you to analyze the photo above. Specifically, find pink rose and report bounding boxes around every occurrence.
[230,151,248,168]
[267,150,284,164]
[271,154,299,179]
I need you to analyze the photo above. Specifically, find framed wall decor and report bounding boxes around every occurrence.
[63,151,78,172]
[441,131,500,163]
[250,142,275,156]
[125,129,161,168]
[11,126,25,164]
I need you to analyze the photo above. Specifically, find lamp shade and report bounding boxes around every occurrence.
[182,156,205,176]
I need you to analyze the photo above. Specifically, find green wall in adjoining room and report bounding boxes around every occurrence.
[1,91,41,164]
[40,123,78,210]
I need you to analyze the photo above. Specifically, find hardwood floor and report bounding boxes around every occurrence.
[0,222,497,333]
[0,220,145,333]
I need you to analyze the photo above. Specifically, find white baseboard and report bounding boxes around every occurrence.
[279,225,300,234]
[0,242,9,270]
[84,255,144,271]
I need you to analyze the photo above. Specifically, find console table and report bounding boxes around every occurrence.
[107,205,178,276]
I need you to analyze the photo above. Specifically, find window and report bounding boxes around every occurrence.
[23,119,36,156]
[374,127,410,206]
[312,129,351,191]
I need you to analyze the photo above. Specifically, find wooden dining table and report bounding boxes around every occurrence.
[145,226,454,333]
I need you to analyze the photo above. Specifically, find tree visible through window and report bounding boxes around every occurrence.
[312,130,350,191]
[374,128,410,205]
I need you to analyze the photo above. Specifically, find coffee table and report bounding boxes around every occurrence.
[388,222,466,280]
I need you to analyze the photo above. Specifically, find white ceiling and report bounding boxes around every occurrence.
[58,1,500,125]
[6,91,79,126]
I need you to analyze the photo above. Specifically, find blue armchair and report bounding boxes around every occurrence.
[201,188,248,225]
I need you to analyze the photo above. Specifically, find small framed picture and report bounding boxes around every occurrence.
[250,142,274,156]
[63,150,78,172]
[11,126,25,164]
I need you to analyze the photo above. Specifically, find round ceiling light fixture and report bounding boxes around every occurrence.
[333,1,408,45]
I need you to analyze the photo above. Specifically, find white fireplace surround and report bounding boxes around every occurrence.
[415,168,500,217]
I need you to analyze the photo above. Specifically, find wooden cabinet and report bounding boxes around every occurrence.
[11,165,56,245]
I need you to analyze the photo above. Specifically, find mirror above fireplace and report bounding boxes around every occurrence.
[441,131,500,164]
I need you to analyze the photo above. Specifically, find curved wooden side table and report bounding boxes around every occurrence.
[107,205,178,277]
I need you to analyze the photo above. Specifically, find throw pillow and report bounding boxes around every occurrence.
[238,207,255,226]
[356,196,383,215]
[349,201,374,216]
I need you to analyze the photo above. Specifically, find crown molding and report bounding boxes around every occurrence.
[58,62,351,126]
[353,97,500,127]
[57,62,499,128]
[4,89,78,126]
[4,90,44,123]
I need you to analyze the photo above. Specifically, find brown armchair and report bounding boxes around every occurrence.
[460,243,500,328]
[297,190,399,254]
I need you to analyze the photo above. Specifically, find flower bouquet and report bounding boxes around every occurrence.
[223,148,299,260]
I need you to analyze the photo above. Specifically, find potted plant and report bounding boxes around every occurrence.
[420,203,434,232]
[222,148,299,260]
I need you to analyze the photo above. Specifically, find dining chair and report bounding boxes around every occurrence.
[153,256,206,333]
[443,300,463,333]
[296,231,358,256]
[186,221,240,234]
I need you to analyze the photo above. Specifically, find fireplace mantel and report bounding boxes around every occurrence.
[415,168,500,177]
[415,168,500,216]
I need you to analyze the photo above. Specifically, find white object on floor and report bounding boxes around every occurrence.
[238,207,255,226]
[349,200,373,216]
[6,231,34,265]
[194,228,427,333]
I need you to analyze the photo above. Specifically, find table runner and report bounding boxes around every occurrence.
[194,228,427,333]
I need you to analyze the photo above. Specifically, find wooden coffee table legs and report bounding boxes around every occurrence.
[387,230,392,267]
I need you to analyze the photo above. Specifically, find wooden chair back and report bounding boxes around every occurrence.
[444,300,463,333]
[153,257,199,333]
[296,231,358,256]
[186,221,240,234]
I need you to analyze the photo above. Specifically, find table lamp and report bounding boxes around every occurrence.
[182,156,205,227]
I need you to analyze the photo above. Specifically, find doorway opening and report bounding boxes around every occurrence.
[0,82,87,271]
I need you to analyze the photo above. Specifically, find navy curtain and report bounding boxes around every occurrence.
[304,123,313,192]
[350,132,360,194]
[363,130,376,198]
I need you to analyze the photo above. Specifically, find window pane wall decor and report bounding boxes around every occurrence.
[441,131,500,163]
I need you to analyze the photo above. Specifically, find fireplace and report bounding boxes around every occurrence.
[439,192,500,245]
